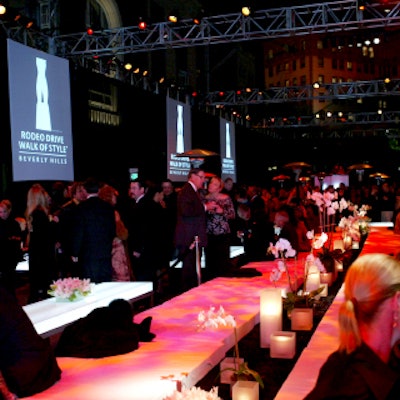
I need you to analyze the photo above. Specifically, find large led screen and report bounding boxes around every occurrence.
[7,39,74,182]
[220,118,236,182]
[166,97,192,182]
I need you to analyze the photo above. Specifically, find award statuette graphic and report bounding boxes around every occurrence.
[176,104,185,154]
[35,57,52,131]
[225,122,231,159]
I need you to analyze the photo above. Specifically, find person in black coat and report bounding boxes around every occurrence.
[126,180,167,283]
[71,178,116,283]
[0,287,61,398]
[0,200,22,296]
[174,168,216,292]
[25,184,58,303]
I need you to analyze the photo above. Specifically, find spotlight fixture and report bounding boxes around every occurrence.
[86,27,94,35]
[192,9,204,25]
[124,63,132,71]
[168,12,179,24]
[25,20,34,29]
[241,6,251,17]
[357,0,366,11]
[138,18,147,30]
[0,4,6,15]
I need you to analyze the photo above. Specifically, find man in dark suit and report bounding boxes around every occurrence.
[71,178,116,283]
[127,179,165,283]
[174,168,216,293]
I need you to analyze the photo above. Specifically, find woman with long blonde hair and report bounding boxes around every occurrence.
[25,184,57,303]
[305,253,400,399]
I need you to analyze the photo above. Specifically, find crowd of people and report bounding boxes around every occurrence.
[0,169,399,304]
[1,169,400,399]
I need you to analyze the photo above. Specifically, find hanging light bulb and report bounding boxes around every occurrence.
[168,11,179,24]
[241,7,251,17]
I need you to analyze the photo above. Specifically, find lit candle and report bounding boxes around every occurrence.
[305,264,320,292]
[343,235,352,250]
[270,331,296,359]
[333,239,344,252]
[291,308,313,331]
[232,380,259,400]
[260,288,282,348]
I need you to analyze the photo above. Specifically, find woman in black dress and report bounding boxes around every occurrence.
[25,184,57,303]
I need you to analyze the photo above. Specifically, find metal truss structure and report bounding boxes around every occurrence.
[202,79,400,105]
[47,0,400,61]
[2,0,400,131]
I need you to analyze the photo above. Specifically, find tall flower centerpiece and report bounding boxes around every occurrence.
[196,307,264,389]
[307,190,348,234]
[48,277,92,301]
[268,238,323,315]
[307,231,343,286]
[268,238,297,294]
[338,203,371,242]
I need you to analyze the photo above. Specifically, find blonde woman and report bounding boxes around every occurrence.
[25,184,57,303]
[305,253,400,399]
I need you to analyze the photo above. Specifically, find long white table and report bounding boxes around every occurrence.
[23,281,154,338]
[24,254,307,400]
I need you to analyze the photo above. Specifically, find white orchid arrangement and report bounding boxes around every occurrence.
[307,191,349,233]
[268,238,297,292]
[339,203,371,238]
[338,215,361,241]
[268,237,324,312]
[306,229,343,274]
[306,230,328,251]
[163,386,221,400]
[197,306,236,330]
